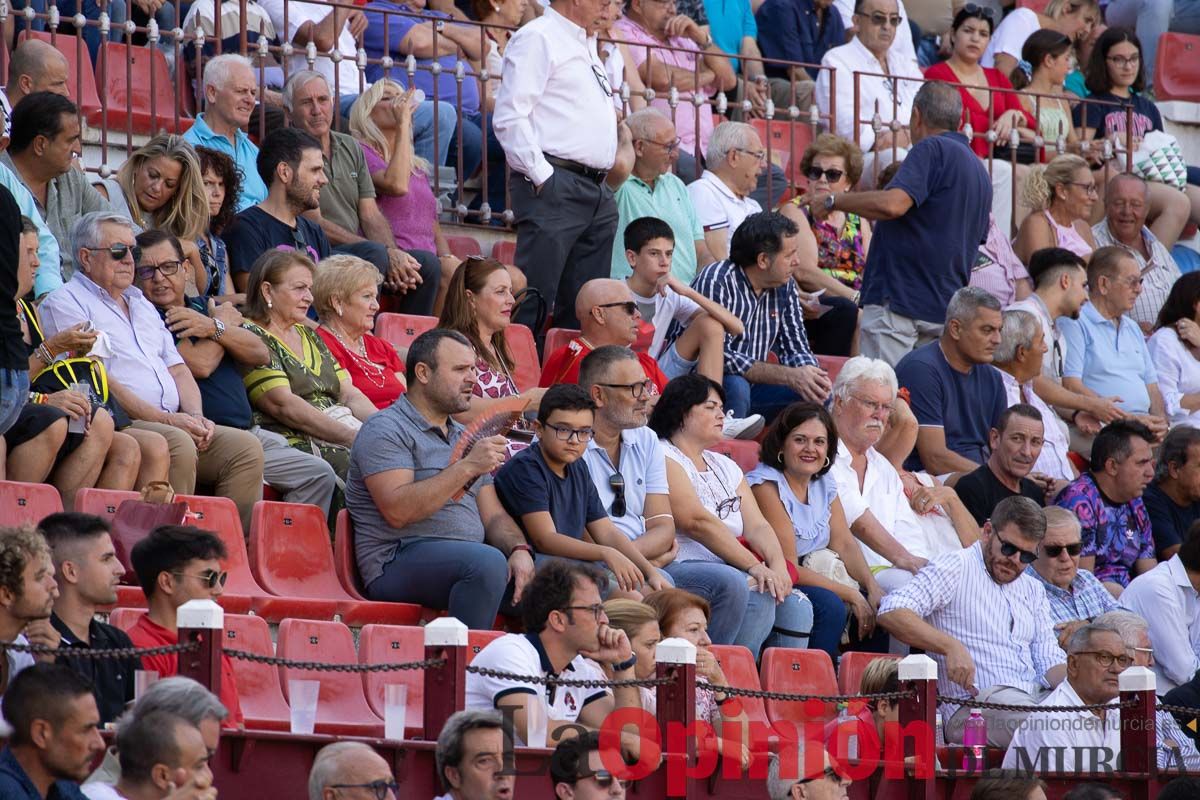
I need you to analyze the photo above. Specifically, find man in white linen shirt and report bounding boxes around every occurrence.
[816,0,922,188]
[1119,530,1200,696]
[493,0,619,331]
[1001,622,1127,772]
[828,356,977,594]
[878,495,1067,746]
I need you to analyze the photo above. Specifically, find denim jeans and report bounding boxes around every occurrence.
[13,0,172,63]
[721,374,805,422]
[366,536,509,630]
[751,588,813,659]
[0,370,30,437]
[337,96,458,169]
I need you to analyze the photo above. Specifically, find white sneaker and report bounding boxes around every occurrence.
[722,411,764,440]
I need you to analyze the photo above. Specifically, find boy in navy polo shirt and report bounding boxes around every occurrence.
[494,384,669,598]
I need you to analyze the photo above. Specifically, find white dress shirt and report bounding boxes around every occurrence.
[999,370,1075,482]
[832,0,919,74]
[1148,328,1200,429]
[1119,555,1200,695]
[259,0,365,95]
[816,35,922,152]
[494,7,618,186]
[1001,677,1122,771]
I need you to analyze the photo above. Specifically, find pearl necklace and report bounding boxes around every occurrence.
[324,324,389,389]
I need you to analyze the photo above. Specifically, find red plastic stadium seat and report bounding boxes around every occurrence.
[491,240,517,264]
[16,31,103,116]
[114,586,146,608]
[106,607,143,631]
[468,630,504,663]
[0,480,63,526]
[751,119,815,187]
[759,648,840,728]
[710,644,778,746]
[816,355,848,383]
[1155,34,1200,102]
[333,510,369,600]
[837,652,901,695]
[277,618,383,736]
[359,624,425,738]
[708,441,760,474]
[376,313,438,351]
[445,235,484,259]
[504,324,541,393]
[249,501,421,627]
[74,488,140,525]
[90,42,193,135]
[224,614,292,731]
[542,328,581,369]
[1016,0,1051,11]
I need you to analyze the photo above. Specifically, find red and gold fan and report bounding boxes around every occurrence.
[447,395,533,500]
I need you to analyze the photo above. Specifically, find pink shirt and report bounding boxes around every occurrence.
[360,143,438,253]
[613,16,715,154]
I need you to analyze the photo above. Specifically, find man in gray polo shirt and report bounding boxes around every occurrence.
[345,329,535,629]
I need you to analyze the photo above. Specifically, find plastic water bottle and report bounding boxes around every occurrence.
[962,710,987,772]
[837,703,859,760]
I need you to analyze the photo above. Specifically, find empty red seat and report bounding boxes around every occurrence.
[710,644,778,747]
[838,652,901,695]
[491,240,516,264]
[375,313,438,351]
[816,355,848,384]
[750,119,815,187]
[445,235,483,259]
[708,441,760,474]
[74,488,140,525]
[224,614,291,732]
[358,624,425,738]
[0,480,63,527]
[504,324,541,393]
[249,501,421,627]
[759,648,840,729]
[106,607,143,631]
[468,630,504,663]
[277,618,383,736]
[114,586,147,609]
[90,42,193,135]
[1155,33,1200,102]
[542,328,580,369]
[17,31,102,116]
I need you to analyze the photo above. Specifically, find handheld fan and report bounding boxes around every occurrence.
[448,394,532,500]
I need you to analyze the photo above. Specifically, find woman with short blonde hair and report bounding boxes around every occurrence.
[1014,154,1097,262]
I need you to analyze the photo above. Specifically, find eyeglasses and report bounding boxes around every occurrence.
[591,64,614,97]
[561,603,605,621]
[134,260,184,281]
[171,569,229,589]
[1077,651,1134,669]
[851,394,893,415]
[597,379,654,399]
[1107,54,1140,68]
[703,453,742,520]
[609,473,627,517]
[805,166,845,183]
[86,243,141,263]
[1067,181,1099,196]
[328,780,399,800]
[639,137,681,154]
[597,300,639,316]
[995,533,1038,564]
[961,2,996,21]
[856,11,901,26]
[735,147,768,162]
[544,423,595,443]
[1042,542,1083,558]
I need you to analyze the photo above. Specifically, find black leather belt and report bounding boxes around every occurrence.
[545,154,608,183]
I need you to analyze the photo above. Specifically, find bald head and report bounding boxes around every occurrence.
[576,279,640,346]
[8,40,70,106]
[308,742,393,800]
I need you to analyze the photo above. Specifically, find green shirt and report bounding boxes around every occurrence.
[319,130,377,236]
[610,171,705,284]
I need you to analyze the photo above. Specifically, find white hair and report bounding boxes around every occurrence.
[625,107,671,141]
[706,121,756,166]
[308,742,378,800]
[202,53,254,96]
[282,69,328,112]
[71,211,133,260]
[832,356,898,404]
[993,309,1041,364]
[1093,610,1150,647]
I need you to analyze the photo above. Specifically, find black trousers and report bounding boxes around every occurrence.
[804,295,859,358]
[332,241,441,317]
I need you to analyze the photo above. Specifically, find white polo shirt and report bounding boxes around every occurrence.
[687,170,762,254]
[465,633,610,726]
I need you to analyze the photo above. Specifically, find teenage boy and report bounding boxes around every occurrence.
[493,384,670,598]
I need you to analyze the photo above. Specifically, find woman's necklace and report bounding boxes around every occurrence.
[325,324,388,388]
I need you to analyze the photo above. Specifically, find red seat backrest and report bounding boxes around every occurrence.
[542,328,580,370]
[277,618,380,726]
[0,480,63,527]
[504,324,541,393]
[249,501,353,602]
[375,313,438,352]
[106,607,143,631]
[1155,33,1200,102]
[333,510,368,600]
[707,441,760,475]
[224,613,291,731]
[468,630,504,663]
[74,488,140,525]
[759,647,840,729]
[176,494,265,598]
[93,41,191,135]
[16,31,102,112]
[445,235,483,259]
[816,355,848,384]
[838,652,901,695]
[710,644,775,745]
[491,240,517,264]
[358,624,425,737]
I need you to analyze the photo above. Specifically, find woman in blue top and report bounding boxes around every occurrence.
[749,402,888,662]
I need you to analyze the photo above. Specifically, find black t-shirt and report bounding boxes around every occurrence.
[1142,481,1200,560]
[1073,91,1163,141]
[52,613,140,724]
[954,464,1045,526]
[0,185,26,371]
[221,206,331,276]
[157,298,254,429]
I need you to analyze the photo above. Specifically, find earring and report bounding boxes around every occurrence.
[267,299,273,310]
[777,453,785,464]
[823,457,831,469]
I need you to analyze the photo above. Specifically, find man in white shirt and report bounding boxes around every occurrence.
[831,0,920,71]
[816,0,922,187]
[494,0,619,331]
[1001,622,1127,772]
[82,711,215,800]
[685,122,766,263]
[0,527,59,736]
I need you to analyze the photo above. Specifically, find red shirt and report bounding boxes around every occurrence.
[128,613,244,727]
[317,329,406,410]
[538,337,668,391]
[923,62,1036,159]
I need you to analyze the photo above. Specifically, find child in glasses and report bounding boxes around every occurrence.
[494,384,670,599]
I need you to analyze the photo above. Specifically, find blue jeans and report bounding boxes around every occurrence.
[366,536,509,630]
[663,561,753,647]
[796,584,848,666]
[337,95,457,168]
[722,374,804,422]
[449,109,508,214]
[0,370,30,437]
[750,588,813,658]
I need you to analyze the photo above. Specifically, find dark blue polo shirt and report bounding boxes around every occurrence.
[494,442,607,548]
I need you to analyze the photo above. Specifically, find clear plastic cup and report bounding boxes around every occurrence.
[384,684,407,740]
[288,679,320,735]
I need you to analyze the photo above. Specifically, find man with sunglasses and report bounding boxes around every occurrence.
[126,526,243,728]
[549,731,626,800]
[1028,507,1117,650]
[879,496,1067,747]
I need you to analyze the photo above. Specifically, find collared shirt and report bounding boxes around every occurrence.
[494,8,617,185]
[581,426,670,541]
[1158,708,1200,770]
[815,35,923,153]
[0,746,89,800]
[611,172,703,282]
[1001,677,1121,771]
[1119,555,1200,694]
[38,271,185,413]
[704,0,756,72]
[614,16,715,154]
[1026,566,1119,626]
[182,114,269,212]
[1093,220,1180,328]
[1055,472,1154,588]
[0,634,35,737]
[999,369,1075,482]
[878,541,1066,716]
[1147,327,1200,429]
[319,130,376,237]
[259,0,367,95]
[686,170,762,257]
[756,0,844,80]
[831,0,919,73]
[1059,301,1157,415]
[1007,293,1066,382]
[664,259,816,376]
[51,613,139,725]
[346,395,493,587]
[0,159,62,298]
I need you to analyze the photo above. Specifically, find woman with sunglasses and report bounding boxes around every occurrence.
[748,402,888,663]
[1013,154,1097,263]
[648,374,814,660]
[1148,273,1200,430]
[982,0,1098,79]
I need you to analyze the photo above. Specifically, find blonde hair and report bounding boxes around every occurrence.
[1043,0,1098,18]
[603,599,659,641]
[1020,154,1090,211]
[348,79,431,173]
[312,254,383,320]
[116,134,208,241]
[859,657,900,695]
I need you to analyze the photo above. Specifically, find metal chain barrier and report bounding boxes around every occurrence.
[465,664,675,690]
[224,649,447,674]
[0,640,197,659]
[1156,703,1200,717]
[706,685,916,703]
[938,694,1135,714]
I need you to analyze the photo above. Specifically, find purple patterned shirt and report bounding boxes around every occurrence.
[1054,472,1153,587]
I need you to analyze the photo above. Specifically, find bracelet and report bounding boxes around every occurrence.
[29,392,45,404]
[35,343,54,364]
[1071,409,1082,424]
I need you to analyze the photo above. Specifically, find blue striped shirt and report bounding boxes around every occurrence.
[663,259,817,376]
[1026,566,1119,625]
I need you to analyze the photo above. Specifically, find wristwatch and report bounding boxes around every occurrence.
[611,654,638,673]
[212,318,226,340]
[823,193,837,213]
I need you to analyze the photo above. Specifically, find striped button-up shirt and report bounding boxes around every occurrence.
[1026,565,1119,625]
[664,260,817,376]
[1092,220,1180,329]
[879,542,1066,714]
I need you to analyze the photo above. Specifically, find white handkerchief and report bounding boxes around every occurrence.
[88,330,113,360]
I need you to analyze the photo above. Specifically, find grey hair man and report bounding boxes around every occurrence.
[766,747,852,800]
[895,287,1007,478]
[1030,506,1118,651]
[685,122,768,263]
[1142,425,1200,562]
[434,710,513,800]
[85,711,216,800]
[308,742,397,800]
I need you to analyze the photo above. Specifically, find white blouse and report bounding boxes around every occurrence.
[663,442,746,563]
[1149,327,1200,428]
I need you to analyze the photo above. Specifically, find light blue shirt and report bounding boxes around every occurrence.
[1058,301,1156,414]
[610,172,704,284]
[0,161,62,298]
[39,271,185,413]
[581,426,669,541]
[745,464,833,557]
[183,113,269,212]
[704,0,756,73]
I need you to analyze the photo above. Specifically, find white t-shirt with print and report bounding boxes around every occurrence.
[629,284,701,360]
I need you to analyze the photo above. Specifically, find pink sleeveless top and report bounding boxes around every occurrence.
[1044,210,1093,260]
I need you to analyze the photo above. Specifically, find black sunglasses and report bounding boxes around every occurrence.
[328,781,399,800]
[577,769,624,790]
[996,534,1038,564]
[805,166,845,183]
[171,569,229,589]
[609,473,627,517]
[962,2,996,21]
[597,300,638,316]
[86,243,141,263]
[134,260,184,281]
[1043,543,1083,558]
